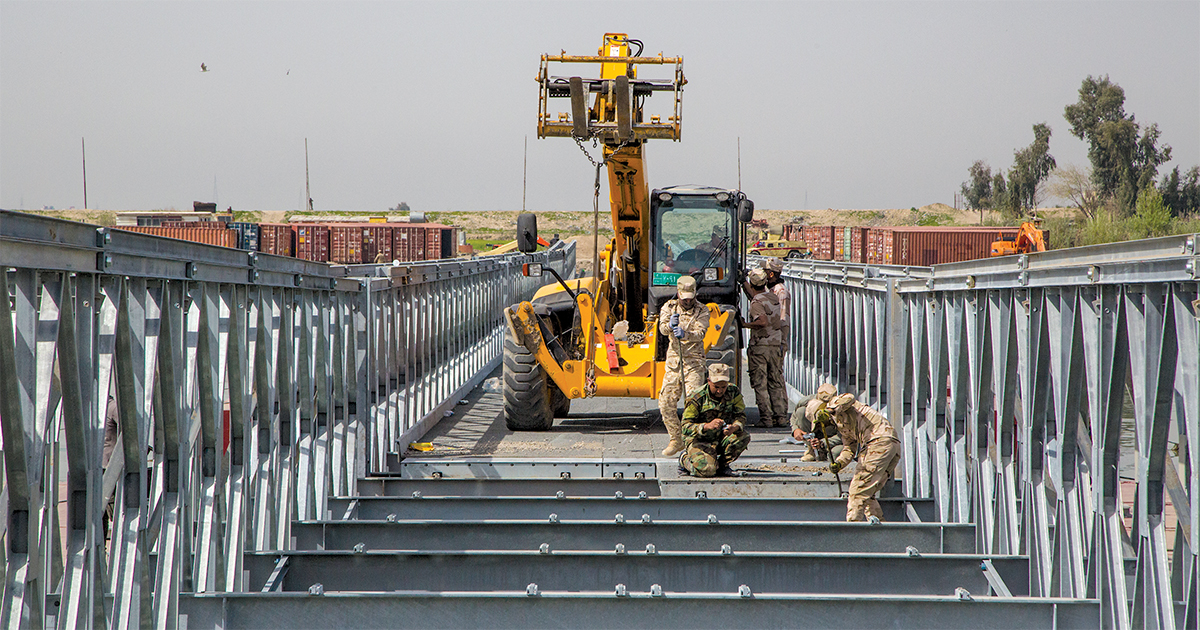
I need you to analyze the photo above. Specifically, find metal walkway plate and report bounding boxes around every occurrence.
[354,476,662,497]
[292,520,977,554]
[243,550,1031,596]
[329,495,934,522]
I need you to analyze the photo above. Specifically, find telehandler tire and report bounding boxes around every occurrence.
[503,334,554,431]
[550,383,572,418]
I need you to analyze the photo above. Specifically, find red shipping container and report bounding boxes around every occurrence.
[114,226,238,248]
[329,225,363,263]
[424,226,443,260]
[391,226,427,262]
[849,227,866,263]
[293,224,330,262]
[802,226,835,261]
[259,223,294,257]
[865,226,1047,266]
[361,225,394,263]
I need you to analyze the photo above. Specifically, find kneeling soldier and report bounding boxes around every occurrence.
[679,363,752,477]
[827,393,901,521]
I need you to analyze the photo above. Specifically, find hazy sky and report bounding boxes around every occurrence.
[2,1,1197,214]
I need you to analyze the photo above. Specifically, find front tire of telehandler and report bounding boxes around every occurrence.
[503,334,555,431]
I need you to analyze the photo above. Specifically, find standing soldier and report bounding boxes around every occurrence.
[658,275,710,457]
[742,269,787,427]
[826,393,901,521]
[765,258,790,356]
[679,363,751,477]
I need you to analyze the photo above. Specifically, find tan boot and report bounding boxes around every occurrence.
[662,439,684,457]
[799,451,816,462]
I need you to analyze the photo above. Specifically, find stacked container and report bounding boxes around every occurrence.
[293,224,330,262]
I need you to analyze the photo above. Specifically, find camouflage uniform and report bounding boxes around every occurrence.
[679,383,751,477]
[657,294,710,452]
[746,285,786,426]
[829,394,900,521]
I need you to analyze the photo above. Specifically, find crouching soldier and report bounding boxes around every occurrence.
[679,363,751,477]
[790,383,843,462]
[827,393,901,521]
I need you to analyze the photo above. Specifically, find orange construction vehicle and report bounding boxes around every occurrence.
[990,220,1048,257]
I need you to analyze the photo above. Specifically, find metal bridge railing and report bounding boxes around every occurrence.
[765,234,1198,629]
[0,210,573,629]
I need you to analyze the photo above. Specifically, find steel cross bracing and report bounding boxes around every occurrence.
[762,234,1199,629]
[0,210,572,629]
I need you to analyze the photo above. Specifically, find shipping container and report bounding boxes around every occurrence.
[802,226,836,261]
[259,223,294,257]
[392,225,428,262]
[864,226,1047,266]
[228,222,260,251]
[361,225,394,263]
[113,226,238,248]
[293,224,330,262]
[329,225,363,263]
[849,227,867,263]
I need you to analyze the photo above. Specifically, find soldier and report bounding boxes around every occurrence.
[679,363,751,477]
[826,393,901,521]
[657,275,710,457]
[742,268,787,427]
[789,383,843,462]
[764,258,790,355]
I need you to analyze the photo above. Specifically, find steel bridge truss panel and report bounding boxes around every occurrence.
[767,239,1199,630]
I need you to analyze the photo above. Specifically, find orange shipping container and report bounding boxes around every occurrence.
[114,226,238,248]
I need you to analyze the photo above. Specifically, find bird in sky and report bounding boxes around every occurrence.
[200,63,208,72]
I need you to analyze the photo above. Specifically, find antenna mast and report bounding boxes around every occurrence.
[305,138,313,211]
[82,138,88,210]
[522,136,528,212]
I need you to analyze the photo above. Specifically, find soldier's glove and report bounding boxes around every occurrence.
[672,325,685,339]
[829,461,843,475]
[670,313,680,328]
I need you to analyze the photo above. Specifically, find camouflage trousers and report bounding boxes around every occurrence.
[747,345,787,424]
[846,438,901,522]
[679,429,751,477]
[658,358,706,443]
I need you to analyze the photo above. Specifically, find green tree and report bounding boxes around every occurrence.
[1007,123,1056,213]
[960,160,993,210]
[991,172,1010,216]
[1063,75,1172,214]
[391,201,411,213]
[1129,187,1172,238]
[1158,166,1200,217]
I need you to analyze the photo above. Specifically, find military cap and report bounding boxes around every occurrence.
[815,383,837,402]
[708,362,731,383]
[677,275,697,299]
[829,392,856,412]
[765,258,783,272]
[747,268,768,287]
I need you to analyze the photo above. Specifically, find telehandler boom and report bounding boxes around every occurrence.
[502,34,756,430]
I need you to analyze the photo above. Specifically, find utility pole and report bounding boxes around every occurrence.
[522,136,528,212]
[737,137,741,191]
[81,138,88,210]
[305,138,313,212]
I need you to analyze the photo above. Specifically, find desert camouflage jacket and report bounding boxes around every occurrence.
[681,384,746,442]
